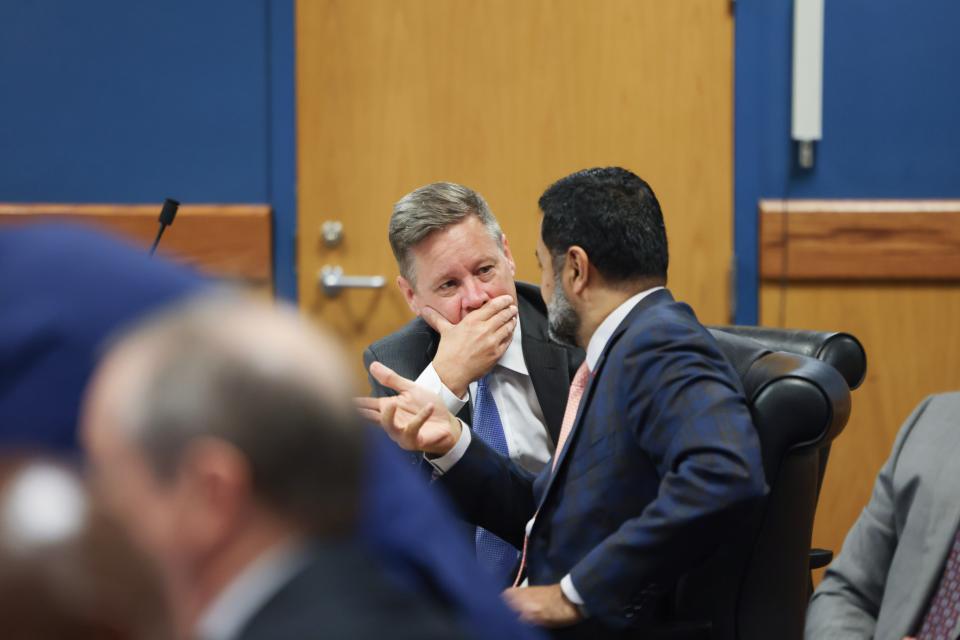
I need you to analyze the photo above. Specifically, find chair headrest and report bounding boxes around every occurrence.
[706,329,772,382]
[709,326,866,391]
[708,329,852,462]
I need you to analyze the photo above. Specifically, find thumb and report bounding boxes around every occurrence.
[421,306,454,334]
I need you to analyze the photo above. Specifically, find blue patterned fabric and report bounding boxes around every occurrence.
[471,374,520,584]
[441,289,768,632]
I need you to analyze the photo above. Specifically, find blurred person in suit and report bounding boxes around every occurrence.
[81,295,471,640]
[360,167,767,638]
[0,223,542,640]
[0,223,207,452]
[0,456,171,640]
[363,182,583,584]
[805,393,960,640]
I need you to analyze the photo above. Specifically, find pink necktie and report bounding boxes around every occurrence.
[512,362,591,587]
[552,362,591,471]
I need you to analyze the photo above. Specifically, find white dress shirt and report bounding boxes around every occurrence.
[195,540,311,640]
[416,320,552,475]
[430,286,664,612]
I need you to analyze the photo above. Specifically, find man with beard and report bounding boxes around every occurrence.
[359,167,767,638]
[363,182,583,585]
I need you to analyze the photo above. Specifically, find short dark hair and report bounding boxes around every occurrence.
[539,167,668,283]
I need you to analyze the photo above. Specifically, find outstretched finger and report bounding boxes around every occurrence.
[354,396,382,411]
[357,407,381,423]
[404,402,435,447]
[379,399,400,435]
[369,361,416,394]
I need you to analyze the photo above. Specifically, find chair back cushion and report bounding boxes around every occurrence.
[668,331,851,640]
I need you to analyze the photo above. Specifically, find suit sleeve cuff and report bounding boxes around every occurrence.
[425,421,471,475]
[416,363,469,415]
[561,575,589,616]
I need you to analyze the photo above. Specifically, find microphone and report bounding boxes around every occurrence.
[149,198,180,256]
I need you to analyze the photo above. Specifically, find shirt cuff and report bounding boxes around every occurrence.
[425,420,471,475]
[560,575,588,616]
[416,363,469,415]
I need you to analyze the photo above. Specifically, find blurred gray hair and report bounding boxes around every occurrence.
[106,293,364,536]
[389,182,503,285]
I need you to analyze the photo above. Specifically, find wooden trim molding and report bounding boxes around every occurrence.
[0,204,272,288]
[760,199,960,281]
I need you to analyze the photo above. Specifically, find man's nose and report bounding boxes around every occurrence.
[460,278,489,313]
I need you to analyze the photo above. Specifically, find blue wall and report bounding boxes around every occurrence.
[734,0,960,323]
[8,1,959,312]
[0,0,296,299]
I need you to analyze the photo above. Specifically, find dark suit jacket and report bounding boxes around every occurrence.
[238,541,471,640]
[362,281,584,450]
[441,290,767,637]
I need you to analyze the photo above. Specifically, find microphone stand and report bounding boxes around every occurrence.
[149,198,180,256]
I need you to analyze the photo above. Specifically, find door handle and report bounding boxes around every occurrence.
[318,265,386,297]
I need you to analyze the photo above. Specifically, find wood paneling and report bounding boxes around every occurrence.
[760,199,960,281]
[297,0,734,373]
[0,204,272,288]
[760,201,960,582]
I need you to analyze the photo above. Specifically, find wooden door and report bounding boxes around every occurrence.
[296,0,734,374]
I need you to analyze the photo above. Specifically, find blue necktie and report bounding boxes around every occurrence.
[472,373,519,584]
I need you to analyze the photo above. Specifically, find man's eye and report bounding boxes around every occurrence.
[478,265,494,276]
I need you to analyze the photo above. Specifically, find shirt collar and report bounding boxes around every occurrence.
[585,286,664,371]
[496,315,528,375]
[196,539,310,640]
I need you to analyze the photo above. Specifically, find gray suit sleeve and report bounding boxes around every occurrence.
[804,397,933,639]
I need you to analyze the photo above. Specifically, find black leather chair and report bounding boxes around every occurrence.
[651,327,865,640]
[713,327,867,573]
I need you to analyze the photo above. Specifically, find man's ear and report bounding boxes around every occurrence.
[501,233,516,277]
[397,276,420,316]
[565,246,590,296]
[176,439,251,557]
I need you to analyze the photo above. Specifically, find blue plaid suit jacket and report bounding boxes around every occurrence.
[441,289,767,632]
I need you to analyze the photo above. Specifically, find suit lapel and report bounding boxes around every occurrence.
[535,289,674,510]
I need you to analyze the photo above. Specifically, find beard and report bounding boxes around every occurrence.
[546,276,581,349]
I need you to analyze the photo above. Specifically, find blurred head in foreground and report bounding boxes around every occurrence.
[80,294,366,636]
[0,456,170,640]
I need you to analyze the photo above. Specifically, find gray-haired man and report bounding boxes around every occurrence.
[363,182,583,585]
[83,296,469,640]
